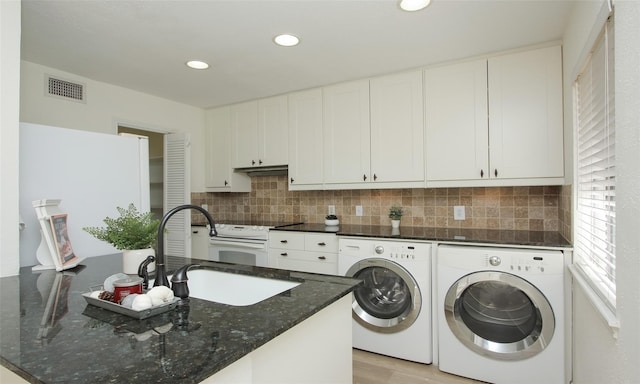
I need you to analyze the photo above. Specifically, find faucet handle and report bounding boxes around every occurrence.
[170,264,200,299]
[137,255,155,289]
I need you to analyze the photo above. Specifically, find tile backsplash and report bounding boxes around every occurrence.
[193,175,571,236]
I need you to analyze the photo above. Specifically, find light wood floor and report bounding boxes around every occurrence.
[353,349,484,384]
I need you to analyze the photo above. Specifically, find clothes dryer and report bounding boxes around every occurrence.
[339,238,431,364]
[436,245,566,384]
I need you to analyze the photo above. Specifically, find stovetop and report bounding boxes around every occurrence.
[216,220,303,228]
[211,221,303,240]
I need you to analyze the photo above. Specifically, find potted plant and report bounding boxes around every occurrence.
[83,203,160,274]
[388,206,403,228]
[325,214,339,226]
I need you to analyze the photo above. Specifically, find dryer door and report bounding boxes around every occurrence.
[346,259,421,333]
[444,271,555,361]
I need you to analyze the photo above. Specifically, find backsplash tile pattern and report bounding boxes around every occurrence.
[192,176,570,235]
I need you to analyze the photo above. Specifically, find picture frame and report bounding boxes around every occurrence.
[49,214,81,269]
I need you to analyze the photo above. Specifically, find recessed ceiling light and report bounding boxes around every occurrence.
[273,34,300,47]
[186,60,209,70]
[399,0,431,12]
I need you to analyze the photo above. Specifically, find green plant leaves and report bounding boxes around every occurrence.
[83,203,160,250]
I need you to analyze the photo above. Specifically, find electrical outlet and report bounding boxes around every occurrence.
[201,204,208,211]
[356,205,363,216]
[328,205,336,215]
[453,205,465,221]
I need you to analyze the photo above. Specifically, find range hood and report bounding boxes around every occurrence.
[234,165,288,177]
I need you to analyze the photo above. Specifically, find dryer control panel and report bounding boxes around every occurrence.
[438,245,564,275]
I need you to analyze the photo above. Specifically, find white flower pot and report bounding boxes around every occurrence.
[324,219,339,226]
[122,248,155,275]
[391,219,400,228]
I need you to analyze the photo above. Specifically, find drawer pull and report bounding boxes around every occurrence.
[318,256,326,260]
[280,253,288,256]
[318,242,326,246]
[280,240,288,243]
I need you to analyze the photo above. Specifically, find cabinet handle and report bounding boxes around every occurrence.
[290,177,294,183]
[192,230,199,234]
[318,256,326,260]
[251,160,256,165]
[494,169,498,177]
[363,174,367,181]
[374,174,378,181]
[224,180,228,186]
[317,242,326,246]
[480,169,484,178]
[280,252,288,256]
[259,159,263,165]
[280,240,288,243]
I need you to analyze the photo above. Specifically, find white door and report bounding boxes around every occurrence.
[370,70,424,183]
[425,59,489,181]
[164,132,190,258]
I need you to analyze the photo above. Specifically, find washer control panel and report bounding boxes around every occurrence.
[340,238,430,262]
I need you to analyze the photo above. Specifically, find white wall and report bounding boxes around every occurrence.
[19,61,207,192]
[563,1,640,383]
[0,0,21,277]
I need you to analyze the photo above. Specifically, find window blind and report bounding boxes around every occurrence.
[574,16,616,310]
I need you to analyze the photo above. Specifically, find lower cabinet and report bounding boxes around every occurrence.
[268,232,338,275]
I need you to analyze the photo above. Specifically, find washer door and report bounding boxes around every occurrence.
[444,271,554,361]
[346,259,421,333]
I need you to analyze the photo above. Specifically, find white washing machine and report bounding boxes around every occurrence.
[436,245,566,384]
[339,238,431,364]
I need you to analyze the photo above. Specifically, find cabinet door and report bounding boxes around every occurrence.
[323,80,371,184]
[258,95,288,167]
[205,107,251,192]
[370,71,424,183]
[488,45,564,179]
[425,59,489,181]
[230,101,258,168]
[288,89,324,188]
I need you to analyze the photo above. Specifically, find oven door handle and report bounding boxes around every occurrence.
[209,240,266,249]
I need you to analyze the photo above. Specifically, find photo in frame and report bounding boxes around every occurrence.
[49,214,81,268]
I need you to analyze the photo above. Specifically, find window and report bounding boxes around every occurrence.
[574,16,616,311]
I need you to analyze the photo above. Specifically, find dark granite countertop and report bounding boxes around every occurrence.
[271,223,572,248]
[0,255,360,383]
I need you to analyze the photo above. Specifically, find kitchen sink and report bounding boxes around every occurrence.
[163,269,300,306]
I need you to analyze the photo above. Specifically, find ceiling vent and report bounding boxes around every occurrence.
[46,75,86,103]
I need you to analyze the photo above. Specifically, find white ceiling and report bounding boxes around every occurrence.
[21,0,577,109]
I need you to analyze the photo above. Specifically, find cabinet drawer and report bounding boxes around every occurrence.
[269,232,305,250]
[305,233,338,252]
[273,251,338,275]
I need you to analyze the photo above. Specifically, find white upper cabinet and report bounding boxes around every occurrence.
[231,95,288,168]
[425,59,489,182]
[288,88,324,189]
[205,107,251,192]
[230,101,258,168]
[425,45,564,187]
[370,70,425,184]
[258,95,289,167]
[488,45,564,180]
[323,72,425,189]
[323,79,371,186]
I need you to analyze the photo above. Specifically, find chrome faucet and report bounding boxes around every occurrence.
[153,204,217,288]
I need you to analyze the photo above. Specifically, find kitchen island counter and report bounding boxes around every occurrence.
[0,255,360,383]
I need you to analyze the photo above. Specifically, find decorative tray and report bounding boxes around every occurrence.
[82,292,179,320]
